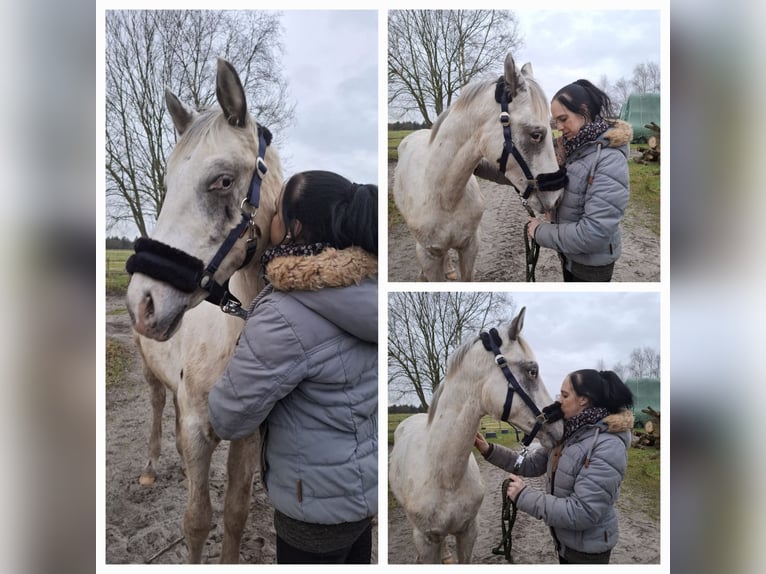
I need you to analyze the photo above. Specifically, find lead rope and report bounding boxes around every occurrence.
[491,477,518,562]
[524,221,540,282]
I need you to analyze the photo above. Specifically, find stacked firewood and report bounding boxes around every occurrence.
[635,122,661,164]
[633,406,660,449]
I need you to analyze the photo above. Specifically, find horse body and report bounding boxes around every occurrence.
[125,59,283,563]
[389,307,564,563]
[393,52,564,281]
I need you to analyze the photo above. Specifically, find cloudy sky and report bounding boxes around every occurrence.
[509,291,661,397]
[513,10,662,105]
[278,10,378,187]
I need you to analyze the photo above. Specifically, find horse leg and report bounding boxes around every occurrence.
[455,518,478,564]
[415,242,448,282]
[219,433,259,563]
[412,529,442,564]
[457,233,479,282]
[139,366,165,486]
[173,394,185,473]
[179,410,219,563]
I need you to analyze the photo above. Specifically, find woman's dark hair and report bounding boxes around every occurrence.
[552,79,614,121]
[569,369,634,413]
[281,170,378,255]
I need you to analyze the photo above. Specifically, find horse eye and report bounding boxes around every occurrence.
[528,368,538,378]
[209,175,235,192]
[530,132,543,144]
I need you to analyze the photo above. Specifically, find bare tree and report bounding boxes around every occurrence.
[611,361,627,381]
[628,347,647,378]
[388,292,514,410]
[643,346,661,378]
[628,345,660,379]
[388,10,521,126]
[105,10,295,236]
[631,61,660,95]
[612,77,631,112]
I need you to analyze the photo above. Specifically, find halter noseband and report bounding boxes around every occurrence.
[480,327,562,471]
[125,125,271,320]
[495,78,568,207]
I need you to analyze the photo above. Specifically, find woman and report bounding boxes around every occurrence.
[528,79,633,281]
[474,369,634,564]
[208,170,378,564]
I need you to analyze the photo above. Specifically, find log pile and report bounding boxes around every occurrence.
[632,406,660,449]
[635,122,660,164]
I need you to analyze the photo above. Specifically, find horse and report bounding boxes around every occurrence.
[124,58,284,563]
[388,307,564,563]
[392,52,566,281]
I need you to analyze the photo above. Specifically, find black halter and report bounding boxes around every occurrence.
[125,126,271,320]
[494,77,568,206]
[479,327,562,457]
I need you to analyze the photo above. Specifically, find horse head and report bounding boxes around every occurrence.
[478,52,565,213]
[475,307,563,448]
[126,58,283,341]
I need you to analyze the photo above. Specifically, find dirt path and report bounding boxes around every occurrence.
[105,297,378,564]
[387,448,660,564]
[387,161,660,282]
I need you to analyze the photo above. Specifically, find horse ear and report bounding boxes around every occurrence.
[165,89,196,136]
[521,62,534,78]
[503,52,518,98]
[216,58,248,127]
[508,306,526,341]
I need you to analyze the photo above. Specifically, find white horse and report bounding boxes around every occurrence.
[124,59,283,563]
[393,52,565,281]
[388,307,564,563]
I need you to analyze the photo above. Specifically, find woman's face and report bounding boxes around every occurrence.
[551,99,586,140]
[269,185,288,245]
[558,376,589,420]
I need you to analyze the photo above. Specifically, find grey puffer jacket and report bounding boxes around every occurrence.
[534,120,632,268]
[484,409,634,557]
[208,246,378,526]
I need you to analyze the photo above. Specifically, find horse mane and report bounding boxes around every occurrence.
[430,74,550,145]
[427,335,480,425]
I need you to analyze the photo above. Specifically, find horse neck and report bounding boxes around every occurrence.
[426,376,485,487]
[428,111,486,203]
[228,262,266,307]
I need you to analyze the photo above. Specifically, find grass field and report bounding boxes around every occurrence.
[387,130,660,237]
[106,249,132,295]
[388,412,660,517]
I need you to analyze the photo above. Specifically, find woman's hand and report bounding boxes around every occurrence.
[506,474,527,502]
[527,217,541,240]
[474,432,490,455]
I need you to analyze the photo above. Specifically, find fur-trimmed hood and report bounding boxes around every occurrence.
[265,246,377,292]
[601,119,633,148]
[603,408,634,434]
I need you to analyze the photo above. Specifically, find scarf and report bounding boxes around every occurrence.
[563,116,610,157]
[563,406,610,441]
[260,241,331,269]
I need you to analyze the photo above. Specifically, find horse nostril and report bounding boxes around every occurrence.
[141,293,155,320]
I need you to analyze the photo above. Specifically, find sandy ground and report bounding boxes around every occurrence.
[387,446,660,564]
[105,297,378,564]
[387,161,660,283]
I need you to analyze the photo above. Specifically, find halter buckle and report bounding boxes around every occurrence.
[513,447,529,472]
[499,111,510,127]
[221,298,248,320]
[255,157,268,179]
[494,354,507,366]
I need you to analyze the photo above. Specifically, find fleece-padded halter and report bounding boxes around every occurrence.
[125,125,271,320]
[494,77,569,203]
